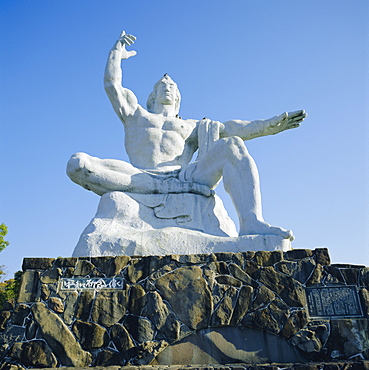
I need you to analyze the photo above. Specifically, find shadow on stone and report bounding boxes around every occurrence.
[151,326,308,365]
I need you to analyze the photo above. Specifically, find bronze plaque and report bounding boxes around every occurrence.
[305,286,363,318]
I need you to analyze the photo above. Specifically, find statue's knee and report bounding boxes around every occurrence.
[66,152,90,177]
[223,136,247,154]
[228,136,244,147]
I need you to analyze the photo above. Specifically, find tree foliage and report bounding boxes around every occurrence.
[0,223,21,310]
[0,271,22,310]
[0,223,9,252]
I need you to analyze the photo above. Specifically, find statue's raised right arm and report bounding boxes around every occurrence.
[104,31,138,123]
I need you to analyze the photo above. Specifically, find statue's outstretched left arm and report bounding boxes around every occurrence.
[219,110,307,140]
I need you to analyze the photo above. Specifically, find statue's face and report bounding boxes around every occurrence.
[155,80,177,107]
[147,74,181,116]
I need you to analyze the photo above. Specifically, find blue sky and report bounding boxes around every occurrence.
[1,1,368,277]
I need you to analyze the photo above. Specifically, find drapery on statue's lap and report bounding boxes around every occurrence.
[67,30,307,249]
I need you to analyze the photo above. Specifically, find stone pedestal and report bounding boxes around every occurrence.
[72,191,292,257]
[1,249,369,369]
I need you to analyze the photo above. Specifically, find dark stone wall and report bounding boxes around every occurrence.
[0,249,368,369]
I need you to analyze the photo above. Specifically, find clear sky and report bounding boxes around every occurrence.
[1,1,368,278]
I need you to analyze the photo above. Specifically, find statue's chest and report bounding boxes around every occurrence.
[162,119,193,138]
[138,117,191,139]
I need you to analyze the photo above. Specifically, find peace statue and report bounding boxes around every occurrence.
[67,32,307,257]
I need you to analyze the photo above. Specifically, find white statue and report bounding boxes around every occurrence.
[67,32,307,256]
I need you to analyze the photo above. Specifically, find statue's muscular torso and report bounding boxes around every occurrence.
[123,106,199,171]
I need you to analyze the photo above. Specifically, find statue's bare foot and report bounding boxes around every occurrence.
[239,221,294,241]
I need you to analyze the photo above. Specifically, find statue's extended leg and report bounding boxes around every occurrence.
[191,137,293,239]
[66,152,212,196]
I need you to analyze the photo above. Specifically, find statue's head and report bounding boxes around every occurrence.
[147,74,181,116]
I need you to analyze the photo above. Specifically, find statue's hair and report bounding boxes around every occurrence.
[146,74,181,115]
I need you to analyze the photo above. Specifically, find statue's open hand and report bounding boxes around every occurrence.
[117,31,137,59]
[265,110,307,135]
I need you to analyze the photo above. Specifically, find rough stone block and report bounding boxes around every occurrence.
[124,315,155,343]
[215,275,242,287]
[361,267,369,289]
[208,261,230,275]
[230,285,253,325]
[228,263,258,287]
[2,300,14,311]
[251,285,275,311]
[284,249,314,260]
[0,326,25,349]
[91,289,128,327]
[48,297,64,313]
[324,266,345,284]
[0,312,11,331]
[340,268,360,285]
[244,260,260,278]
[132,340,168,366]
[128,284,146,315]
[360,288,369,317]
[258,266,307,307]
[22,258,55,271]
[306,264,324,286]
[75,291,95,321]
[17,270,40,303]
[254,250,283,266]
[110,323,135,354]
[290,329,322,353]
[73,260,95,276]
[62,291,79,325]
[144,291,180,343]
[11,304,30,326]
[127,256,171,284]
[175,253,215,265]
[314,248,331,265]
[31,302,92,367]
[8,340,57,368]
[268,299,290,328]
[327,319,369,358]
[40,268,62,284]
[210,286,237,327]
[155,266,213,330]
[91,255,130,276]
[245,307,280,334]
[40,284,51,300]
[281,309,309,339]
[275,259,316,285]
[54,257,78,268]
[93,349,124,366]
[24,317,37,340]
[72,319,109,349]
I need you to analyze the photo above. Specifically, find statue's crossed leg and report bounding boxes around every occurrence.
[67,136,293,240]
[67,152,213,197]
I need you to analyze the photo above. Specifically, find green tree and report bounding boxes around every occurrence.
[0,224,21,310]
[0,223,9,252]
[0,271,22,309]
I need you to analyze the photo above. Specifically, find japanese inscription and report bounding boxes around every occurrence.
[305,286,363,318]
[60,277,124,290]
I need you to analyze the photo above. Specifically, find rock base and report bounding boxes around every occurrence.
[1,249,369,368]
[20,362,369,370]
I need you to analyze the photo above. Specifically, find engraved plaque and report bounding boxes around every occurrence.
[305,286,363,318]
[60,277,124,290]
